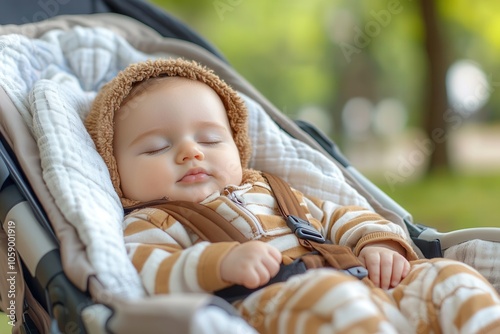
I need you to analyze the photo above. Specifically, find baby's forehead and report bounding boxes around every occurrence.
[115,76,229,126]
[120,75,222,108]
[124,76,184,102]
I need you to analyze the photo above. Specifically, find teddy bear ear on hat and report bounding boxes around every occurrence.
[85,58,252,208]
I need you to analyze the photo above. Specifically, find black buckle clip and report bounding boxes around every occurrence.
[286,215,325,244]
[343,266,368,280]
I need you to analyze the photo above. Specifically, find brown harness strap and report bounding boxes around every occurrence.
[148,201,248,244]
[263,173,306,219]
[262,173,368,277]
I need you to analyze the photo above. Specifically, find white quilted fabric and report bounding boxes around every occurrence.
[444,239,500,293]
[246,95,371,207]
[0,26,371,298]
[0,27,153,298]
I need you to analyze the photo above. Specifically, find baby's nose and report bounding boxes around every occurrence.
[177,141,205,162]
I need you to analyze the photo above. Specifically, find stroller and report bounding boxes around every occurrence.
[1,0,500,333]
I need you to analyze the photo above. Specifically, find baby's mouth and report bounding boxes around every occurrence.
[178,168,210,183]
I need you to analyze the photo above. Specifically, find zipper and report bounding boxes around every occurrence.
[224,187,265,236]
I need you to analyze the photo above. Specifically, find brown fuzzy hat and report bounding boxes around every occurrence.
[85,58,252,208]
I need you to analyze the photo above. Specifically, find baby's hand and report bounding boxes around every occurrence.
[358,241,410,289]
[220,241,282,289]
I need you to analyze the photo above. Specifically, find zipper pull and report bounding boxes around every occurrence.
[224,188,246,206]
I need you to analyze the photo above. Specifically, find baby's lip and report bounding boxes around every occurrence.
[178,168,210,183]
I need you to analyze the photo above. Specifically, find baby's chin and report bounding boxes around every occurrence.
[168,187,220,203]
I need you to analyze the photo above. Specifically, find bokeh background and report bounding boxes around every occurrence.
[152,0,500,232]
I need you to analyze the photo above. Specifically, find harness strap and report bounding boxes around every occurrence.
[262,173,368,277]
[262,173,307,219]
[148,201,248,243]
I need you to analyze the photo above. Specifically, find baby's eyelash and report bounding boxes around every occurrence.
[145,146,169,155]
[199,140,222,145]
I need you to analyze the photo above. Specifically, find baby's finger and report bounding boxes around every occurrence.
[262,253,281,277]
[390,256,406,287]
[267,245,283,262]
[366,254,381,288]
[241,270,261,289]
[243,263,271,289]
[254,262,272,286]
[402,259,411,278]
[379,253,393,290]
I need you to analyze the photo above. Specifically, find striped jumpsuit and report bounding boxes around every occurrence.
[123,174,500,333]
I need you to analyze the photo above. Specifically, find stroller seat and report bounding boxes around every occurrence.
[1,3,500,334]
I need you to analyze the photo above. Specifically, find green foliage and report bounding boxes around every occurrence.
[0,313,11,333]
[374,170,500,231]
[439,0,500,121]
[151,0,500,134]
[152,0,337,116]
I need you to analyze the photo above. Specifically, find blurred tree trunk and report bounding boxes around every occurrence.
[419,0,450,172]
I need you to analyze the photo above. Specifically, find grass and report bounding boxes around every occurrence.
[0,313,11,333]
[372,170,500,232]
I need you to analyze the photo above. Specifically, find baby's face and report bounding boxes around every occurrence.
[113,77,243,203]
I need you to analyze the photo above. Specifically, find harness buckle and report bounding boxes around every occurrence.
[286,215,325,244]
[343,266,368,280]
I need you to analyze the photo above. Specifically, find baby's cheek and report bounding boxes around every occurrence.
[219,161,243,184]
[133,165,170,200]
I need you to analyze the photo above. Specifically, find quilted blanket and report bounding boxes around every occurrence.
[0,26,371,298]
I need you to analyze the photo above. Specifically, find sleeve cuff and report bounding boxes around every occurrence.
[198,242,240,291]
[354,232,419,261]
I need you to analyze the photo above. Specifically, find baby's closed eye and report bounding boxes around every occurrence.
[144,145,171,155]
